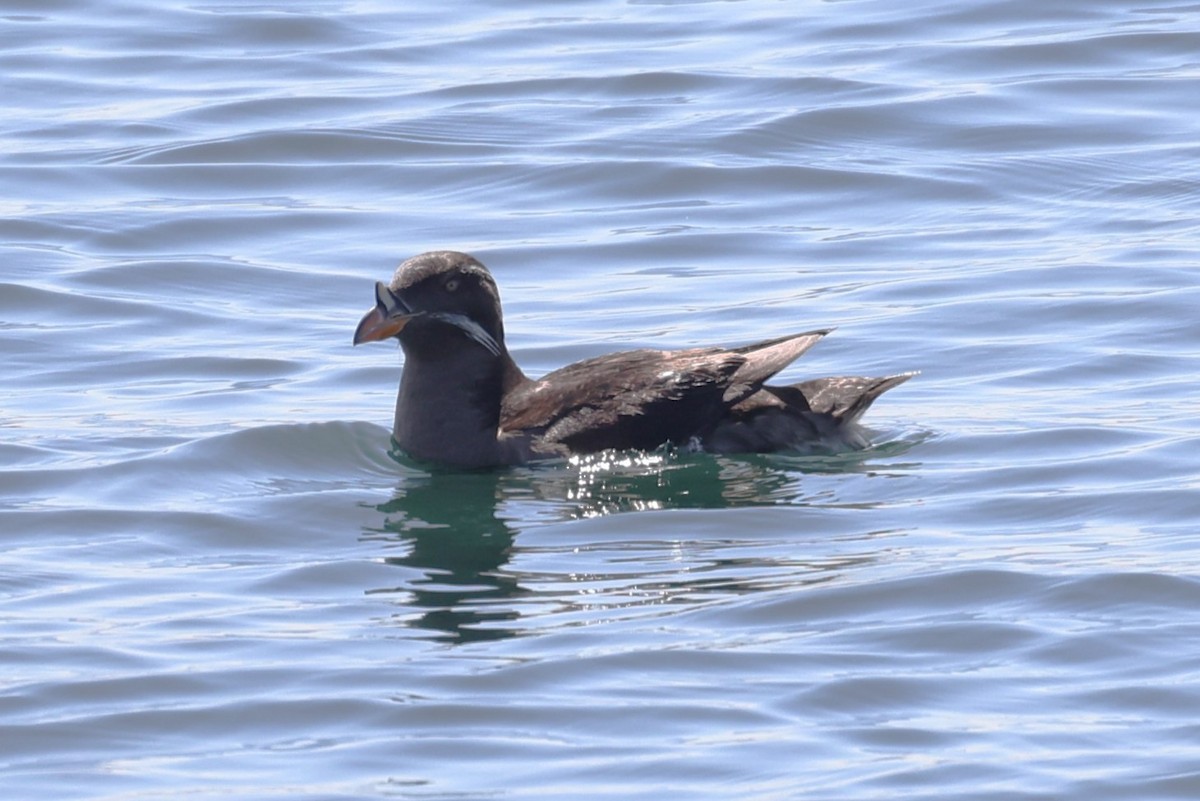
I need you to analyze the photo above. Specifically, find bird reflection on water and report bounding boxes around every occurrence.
[361,444,918,643]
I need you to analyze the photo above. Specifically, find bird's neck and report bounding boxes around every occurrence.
[393,346,526,468]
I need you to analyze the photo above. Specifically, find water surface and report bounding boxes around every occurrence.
[3,0,1200,798]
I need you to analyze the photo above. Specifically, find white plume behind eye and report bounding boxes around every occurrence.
[427,311,502,357]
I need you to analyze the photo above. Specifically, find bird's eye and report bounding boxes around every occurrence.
[444,278,460,292]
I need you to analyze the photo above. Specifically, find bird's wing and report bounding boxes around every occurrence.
[721,329,830,405]
[500,347,745,452]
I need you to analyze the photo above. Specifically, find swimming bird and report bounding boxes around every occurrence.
[354,251,912,468]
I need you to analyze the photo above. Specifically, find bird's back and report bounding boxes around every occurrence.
[499,331,855,456]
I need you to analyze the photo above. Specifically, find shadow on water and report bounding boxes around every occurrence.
[363,439,924,643]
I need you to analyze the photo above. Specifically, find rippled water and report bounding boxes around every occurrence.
[3,0,1200,798]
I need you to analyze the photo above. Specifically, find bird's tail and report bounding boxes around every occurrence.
[790,372,917,425]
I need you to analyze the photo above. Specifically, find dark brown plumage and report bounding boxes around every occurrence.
[354,251,913,468]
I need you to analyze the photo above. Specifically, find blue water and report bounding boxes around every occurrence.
[3,0,1200,798]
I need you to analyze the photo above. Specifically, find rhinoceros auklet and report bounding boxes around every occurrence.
[354,250,913,468]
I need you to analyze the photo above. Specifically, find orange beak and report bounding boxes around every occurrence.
[353,306,414,344]
[352,281,419,344]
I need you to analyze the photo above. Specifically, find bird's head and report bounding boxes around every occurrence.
[353,250,505,357]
